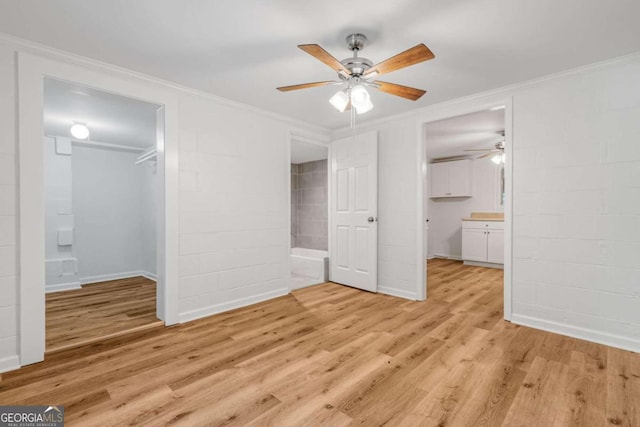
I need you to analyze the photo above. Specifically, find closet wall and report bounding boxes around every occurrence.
[44,138,156,291]
[73,145,156,283]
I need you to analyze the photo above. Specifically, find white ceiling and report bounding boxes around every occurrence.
[291,140,328,164]
[426,108,505,159]
[44,78,159,148]
[3,1,640,130]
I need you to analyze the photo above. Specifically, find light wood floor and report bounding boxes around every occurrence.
[46,276,163,353]
[1,259,637,426]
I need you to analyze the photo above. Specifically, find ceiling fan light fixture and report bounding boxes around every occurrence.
[350,85,373,114]
[70,122,90,140]
[329,90,350,112]
[355,97,373,115]
[491,153,505,165]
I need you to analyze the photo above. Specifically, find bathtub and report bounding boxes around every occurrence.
[290,248,329,290]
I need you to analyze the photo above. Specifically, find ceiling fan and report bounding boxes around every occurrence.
[277,33,434,114]
[464,131,505,164]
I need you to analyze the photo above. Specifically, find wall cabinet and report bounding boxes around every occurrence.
[462,221,504,266]
[429,159,472,198]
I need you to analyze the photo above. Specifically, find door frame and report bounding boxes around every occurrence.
[286,132,331,293]
[416,97,514,320]
[17,52,180,366]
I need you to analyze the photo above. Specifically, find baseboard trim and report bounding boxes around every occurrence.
[179,288,290,323]
[378,286,417,301]
[80,271,157,285]
[45,281,82,293]
[433,254,462,261]
[511,313,640,354]
[140,271,157,281]
[463,260,504,269]
[0,355,20,374]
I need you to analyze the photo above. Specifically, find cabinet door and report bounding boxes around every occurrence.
[429,163,449,198]
[447,160,471,197]
[462,229,487,262]
[487,229,504,264]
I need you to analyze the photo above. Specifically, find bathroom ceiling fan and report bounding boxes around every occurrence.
[277,34,434,114]
[464,131,505,164]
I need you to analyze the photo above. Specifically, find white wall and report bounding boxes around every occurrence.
[177,93,292,321]
[0,43,18,372]
[72,145,155,282]
[427,159,502,259]
[509,56,640,350]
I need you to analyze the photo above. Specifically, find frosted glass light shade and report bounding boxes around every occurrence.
[491,153,504,164]
[350,85,373,114]
[70,123,90,140]
[329,90,350,112]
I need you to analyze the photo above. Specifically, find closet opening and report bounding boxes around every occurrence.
[43,78,164,352]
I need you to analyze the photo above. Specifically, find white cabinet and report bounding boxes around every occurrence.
[461,228,487,261]
[429,160,472,198]
[462,221,504,267]
[487,229,505,264]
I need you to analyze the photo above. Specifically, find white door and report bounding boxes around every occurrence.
[462,229,487,262]
[487,229,505,264]
[330,131,378,292]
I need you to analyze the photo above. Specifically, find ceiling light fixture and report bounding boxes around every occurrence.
[329,90,350,112]
[491,153,505,165]
[350,84,373,114]
[70,122,90,140]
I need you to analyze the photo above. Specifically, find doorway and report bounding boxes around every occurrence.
[17,52,180,366]
[421,103,512,319]
[289,137,329,290]
[43,78,164,352]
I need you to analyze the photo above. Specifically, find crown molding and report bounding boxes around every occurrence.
[0,32,330,136]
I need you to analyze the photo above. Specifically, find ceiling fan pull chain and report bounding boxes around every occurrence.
[351,103,356,130]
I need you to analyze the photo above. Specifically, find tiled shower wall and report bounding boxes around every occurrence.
[290,160,328,250]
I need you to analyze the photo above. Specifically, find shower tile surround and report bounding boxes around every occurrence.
[290,160,328,251]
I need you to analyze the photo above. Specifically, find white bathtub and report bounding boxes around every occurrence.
[291,248,329,290]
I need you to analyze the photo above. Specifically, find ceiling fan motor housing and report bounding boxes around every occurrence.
[340,33,373,77]
[339,57,373,78]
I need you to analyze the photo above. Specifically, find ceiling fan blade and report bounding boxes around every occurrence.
[364,43,435,77]
[373,81,426,101]
[476,152,497,159]
[298,44,351,77]
[276,81,336,92]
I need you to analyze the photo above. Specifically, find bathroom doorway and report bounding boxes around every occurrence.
[289,137,329,290]
[43,78,163,352]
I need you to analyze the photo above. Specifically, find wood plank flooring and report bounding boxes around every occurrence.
[46,276,163,353]
[1,259,637,426]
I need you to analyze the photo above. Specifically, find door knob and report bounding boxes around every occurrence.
[368,217,376,223]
